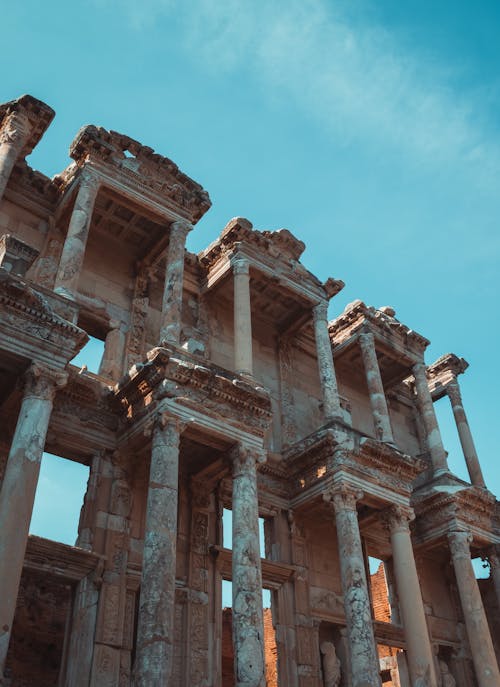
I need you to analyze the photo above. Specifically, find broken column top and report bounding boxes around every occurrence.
[0,94,55,157]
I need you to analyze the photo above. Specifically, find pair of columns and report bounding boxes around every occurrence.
[324,486,438,687]
[133,415,266,687]
[0,363,67,676]
[53,166,191,346]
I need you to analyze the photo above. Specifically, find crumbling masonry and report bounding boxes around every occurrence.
[0,94,499,687]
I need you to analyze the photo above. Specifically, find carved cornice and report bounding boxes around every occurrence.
[329,299,429,358]
[114,345,272,434]
[0,270,88,363]
[65,125,211,222]
[54,369,118,432]
[426,353,469,400]
[0,94,55,157]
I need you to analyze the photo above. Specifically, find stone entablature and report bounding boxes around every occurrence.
[55,125,211,224]
[0,268,87,369]
[412,480,498,546]
[114,344,273,444]
[199,216,343,307]
[329,299,429,362]
[427,352,469,399]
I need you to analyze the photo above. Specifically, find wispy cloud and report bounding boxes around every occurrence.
[100,0,500,185]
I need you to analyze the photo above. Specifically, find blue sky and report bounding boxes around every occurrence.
[4,1,498,553]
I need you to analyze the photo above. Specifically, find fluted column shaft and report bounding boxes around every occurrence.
[326,486,381,687]
[160,220,192,344]
[232,256,253,376]
[134,415,182,686]
[0,110,31,201]
[359,332,393,442]
[54,168,100,299]
[413,362,448,472]
[0,364,66,675]
[313,301,342,421]
[231,445,266,687]
[448,530,500,687]
[383,507,437,686]
[446,379,485,487]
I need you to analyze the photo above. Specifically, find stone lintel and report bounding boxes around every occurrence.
[0,94,55,157]
[411,483,497,547]
[24,534,103,583]
[426,352,469,400]
[329,299,430,362]
[0,269,88,367]
[64,125,211,223]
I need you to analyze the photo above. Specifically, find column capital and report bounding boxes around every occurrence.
[446,377,462,405]
[0,110,31,148]
[23,363,68,401]
[229,443,266,474]
[230,254,250,275]
[448,529,473,558]
[358,330,375,347]
[323,483,363,513]
[170,218,193,240]
[79,165,101,192]
[312,299,329,323]
[381,504,415,534]
[152,410,186,434]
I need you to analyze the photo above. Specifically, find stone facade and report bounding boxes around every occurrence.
[0,94,498,687]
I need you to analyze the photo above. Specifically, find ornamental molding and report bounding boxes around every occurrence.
[60,125,211,223]
[114,345,273,435]
[329,299,429,358]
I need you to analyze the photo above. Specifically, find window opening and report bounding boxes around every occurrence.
[222,507,267,558]
[70,334,105,374]
[369,557,392,623]
[29,452,89,546]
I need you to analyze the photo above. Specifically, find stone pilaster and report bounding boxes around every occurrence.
[160,220,192,344]
[312,301,342,422]
[231,256,253,376]
[230,444,266,687]
[54,168,100,300]
[447,530,500,687]
[324,485,381,687]
[382,506,437,687]
[0,363,67,676]
[358,332,393,442]
[0,110,31,201]
[446,379,485,487]
[412,362,448,473]
[134,414,183,686]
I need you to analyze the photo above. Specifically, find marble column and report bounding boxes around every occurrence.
[54,168,100,299]
[359,332,393,442]
[447,530,500,687]
[0,110,31,202]
[231,256,253,376]
[383,506,437,687]
[231,444,266,687]
[312,301,342,421]
[160,219,192,344]
[0,363,67,675]
[325,485,381,687]
[446,379,485,487]
[412,362,448,473]
[134,414,182,686]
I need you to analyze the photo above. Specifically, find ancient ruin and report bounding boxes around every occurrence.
[0,93,498,687]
